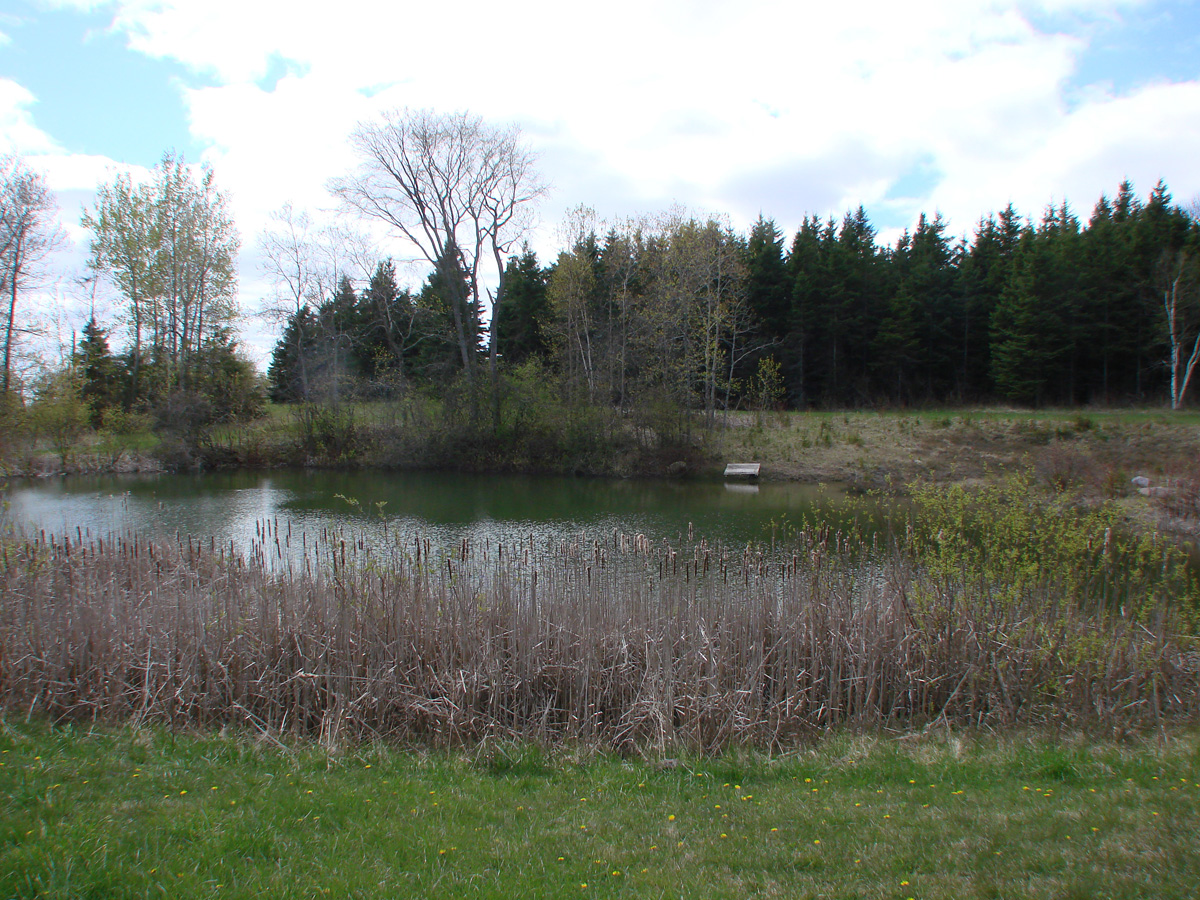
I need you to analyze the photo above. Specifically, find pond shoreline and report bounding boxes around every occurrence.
[4,407,1198,540]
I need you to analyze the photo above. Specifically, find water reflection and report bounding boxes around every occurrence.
[2,469,876,562]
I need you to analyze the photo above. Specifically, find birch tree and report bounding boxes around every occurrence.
[84,153,239,402]
[1160,249,1200,409]
[0,155,66,394]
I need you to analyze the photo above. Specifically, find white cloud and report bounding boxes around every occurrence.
[0,78,60,155]
[8,0,1200,364]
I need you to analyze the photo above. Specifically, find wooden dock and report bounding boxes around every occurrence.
[723,462,761,479]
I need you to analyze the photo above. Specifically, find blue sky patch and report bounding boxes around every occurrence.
[0,1,205,166]
[885,156,942,202]
[255,53,310,93]
[1033,1,1200,99]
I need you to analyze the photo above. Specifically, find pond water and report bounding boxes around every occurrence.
[1,469,874,558]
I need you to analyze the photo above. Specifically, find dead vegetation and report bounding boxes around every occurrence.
[1,479,1195,752]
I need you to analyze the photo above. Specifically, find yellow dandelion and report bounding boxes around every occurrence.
[668,814,675,821]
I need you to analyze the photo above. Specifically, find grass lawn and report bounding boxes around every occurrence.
[2,720,1197,899]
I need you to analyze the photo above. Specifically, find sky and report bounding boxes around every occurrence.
[1,0,1199,365]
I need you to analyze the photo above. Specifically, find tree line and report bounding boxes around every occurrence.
[0,151,263,447]
[3,107,1200,471]
[270,178,1200,418]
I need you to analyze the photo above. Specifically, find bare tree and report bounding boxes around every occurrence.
[258,204,378,403]
[258,203,326,401]
[0,155,66,394]
[330,108,545,425]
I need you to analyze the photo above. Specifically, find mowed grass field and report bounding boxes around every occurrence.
[2,720,1198,899]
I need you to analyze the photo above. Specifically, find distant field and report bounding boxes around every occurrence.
[712,407,1200,494]
[2,721,1197,899]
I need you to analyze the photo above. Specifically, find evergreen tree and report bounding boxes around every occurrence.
[267,305,318,403]
[990,226,1072,405]
[954,204,1022,398]
[74,315,123,427]
[744,215,789,341]
[894,212,957,400]
[493,246,550,365]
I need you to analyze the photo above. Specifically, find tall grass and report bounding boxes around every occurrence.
[1,479,1196,752]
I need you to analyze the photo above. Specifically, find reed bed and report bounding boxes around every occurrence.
[0,508,1196,753]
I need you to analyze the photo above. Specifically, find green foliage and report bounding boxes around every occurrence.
[751,355,785,423]
[904,472,1199,621]
[27,367,88,467]
[292,401,364,464]
[83,152,240,407]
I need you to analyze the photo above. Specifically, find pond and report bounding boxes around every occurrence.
[1,469,877,560]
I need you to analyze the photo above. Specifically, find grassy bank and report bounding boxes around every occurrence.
[2,720,1198,898]
[711,408,1200,490]
[6,400,1200,493]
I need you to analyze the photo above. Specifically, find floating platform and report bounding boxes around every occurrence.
[723,463,761,479]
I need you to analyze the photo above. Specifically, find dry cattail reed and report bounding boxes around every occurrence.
[0,520,1194,753]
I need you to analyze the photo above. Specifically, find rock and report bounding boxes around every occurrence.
[666,461,688,477]
[1131,475,1151,488]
